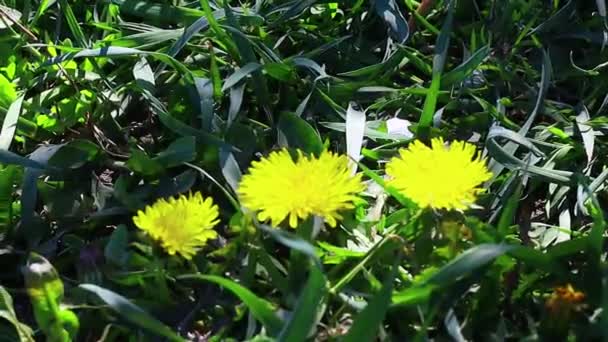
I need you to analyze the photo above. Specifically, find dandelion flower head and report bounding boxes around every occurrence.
[238,149,365,228]
[133,192,220,259]
[386,138,492,210]
[546,284,585,316]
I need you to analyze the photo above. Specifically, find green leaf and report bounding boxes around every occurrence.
[224,4,271,123]
[0,95,23,150]
[277,112,323,155]
[133,57,155,92]
[176,274,283,336]
[47,140,100,169]
[587,198,606,260]
[0,286,34,342]
[154,136,197,168]
[258,224,319,262]
[486,126,572,184]
[265,62,295,82]
[496,176,523,237]
[79,284,184,341]
[141,90,232,150]
[343,259,399,342]
[278,264,327,342]
[330,235,401,294]
[104,225,130,267]
[508,246,565,275]
[391,284,435,307]
[418,0,454,140]
[193,78,214,132]
[425,244,514,286]
[441,46,490,86]
[127,149,164,176]
[200,0,239,61]
[58,0,87,47]
[0,74,16,109]
[219,146,242,193]
[0,165,15,231]
[488,50,552,178]
[222,62,262,92]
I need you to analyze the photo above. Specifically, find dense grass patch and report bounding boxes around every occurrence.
[0,0,607,340]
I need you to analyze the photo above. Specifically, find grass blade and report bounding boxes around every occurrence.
[418,0,454,140]
[176,274,283,335]
[79,284,184,341]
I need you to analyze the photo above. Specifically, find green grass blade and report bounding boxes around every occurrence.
[177,274,283,336]
[418,0,454,140]
[278,264,327,342]
[342,258,399,342]
[79,284,184,341]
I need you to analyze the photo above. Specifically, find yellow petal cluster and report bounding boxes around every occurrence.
[545,284,585,317]
[133,192,219,259]
[386,138,492,210]
[238,149,365,228]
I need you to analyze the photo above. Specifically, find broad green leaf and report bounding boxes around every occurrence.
[109,29,184,49]
[104,225,130,267]
[127,149,164,176]
[277,112,323,155]
[47,140,100,169]
[133,57,155,92]
[264,62,295,82]
[222,63,262,92]
[257,224,319,262]
[109,0,205,25]
[154,136,196,168]
[219,146,242,193]
[193,78,214,132]
[391,284,435,307]
[425,244,514,286]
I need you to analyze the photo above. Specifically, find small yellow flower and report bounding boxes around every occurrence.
[386,138,492,210]
[238,149,365,228]
[133,192,220,259]
[546,284,585,316]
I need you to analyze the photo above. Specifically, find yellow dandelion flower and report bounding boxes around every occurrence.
[238,149,365,228]
[386,138,492,210]
[133,192,220,260]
